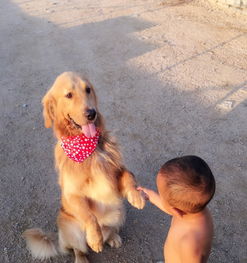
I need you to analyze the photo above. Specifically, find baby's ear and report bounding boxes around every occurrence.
[171,207,185,218]
[42,91,56,128]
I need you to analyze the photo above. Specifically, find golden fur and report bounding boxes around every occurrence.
[23,72,145,263]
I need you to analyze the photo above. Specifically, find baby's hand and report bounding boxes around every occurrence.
[137,187,162,210]
[137,186,152,200]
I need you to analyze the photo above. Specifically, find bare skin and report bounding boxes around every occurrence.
[138,187,214,263]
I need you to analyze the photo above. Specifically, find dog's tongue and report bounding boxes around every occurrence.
[81,123,96,138]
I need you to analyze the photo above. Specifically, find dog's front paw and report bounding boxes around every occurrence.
[127,189,145,209]
[88,239,103,253]
[86,225,103,253]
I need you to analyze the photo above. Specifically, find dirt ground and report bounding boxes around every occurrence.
[0,0,246,262]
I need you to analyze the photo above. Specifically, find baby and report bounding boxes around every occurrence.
[138,155,215,263]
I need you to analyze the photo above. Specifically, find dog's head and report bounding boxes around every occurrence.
[42,72,104,137]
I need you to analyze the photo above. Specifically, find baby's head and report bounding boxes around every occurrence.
[157,155,215,214]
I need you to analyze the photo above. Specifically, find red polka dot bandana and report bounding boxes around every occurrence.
[61,130,100,163]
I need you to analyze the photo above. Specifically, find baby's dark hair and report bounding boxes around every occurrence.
[157,155,215,213]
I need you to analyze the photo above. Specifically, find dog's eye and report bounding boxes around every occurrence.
[65,92,73,99]
[86,86,91,94]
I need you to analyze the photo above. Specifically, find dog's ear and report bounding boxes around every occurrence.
[42,91,56,128]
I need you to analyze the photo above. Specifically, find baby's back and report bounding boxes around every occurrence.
[164,208,213,263]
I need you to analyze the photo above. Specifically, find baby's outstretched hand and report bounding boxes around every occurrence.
[137,187,163,211]
[137,187,154,201]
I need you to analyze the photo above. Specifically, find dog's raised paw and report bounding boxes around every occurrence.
[127,189,145,209]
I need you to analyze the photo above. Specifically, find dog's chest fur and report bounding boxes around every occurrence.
[85,172,121,205]
[56,146,122,206]
[62,170,121,205]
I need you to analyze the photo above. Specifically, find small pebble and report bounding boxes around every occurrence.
[218,100,235,110]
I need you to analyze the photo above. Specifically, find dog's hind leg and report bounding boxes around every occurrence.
[58,229,71,255]
[107,232,122,248]
[57,211,88,255]
[74,249,89,263]
[102,226,122,248]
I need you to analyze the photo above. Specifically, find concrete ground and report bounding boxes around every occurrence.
[0,0,246,262]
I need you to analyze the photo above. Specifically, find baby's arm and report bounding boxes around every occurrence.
[137,187,169,214]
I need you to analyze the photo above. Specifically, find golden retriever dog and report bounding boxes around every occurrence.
[23,72,145,263]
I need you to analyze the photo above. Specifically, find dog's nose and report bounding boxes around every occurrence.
[86,109,96,121]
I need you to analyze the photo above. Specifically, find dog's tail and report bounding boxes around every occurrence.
[22,228,58,260]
